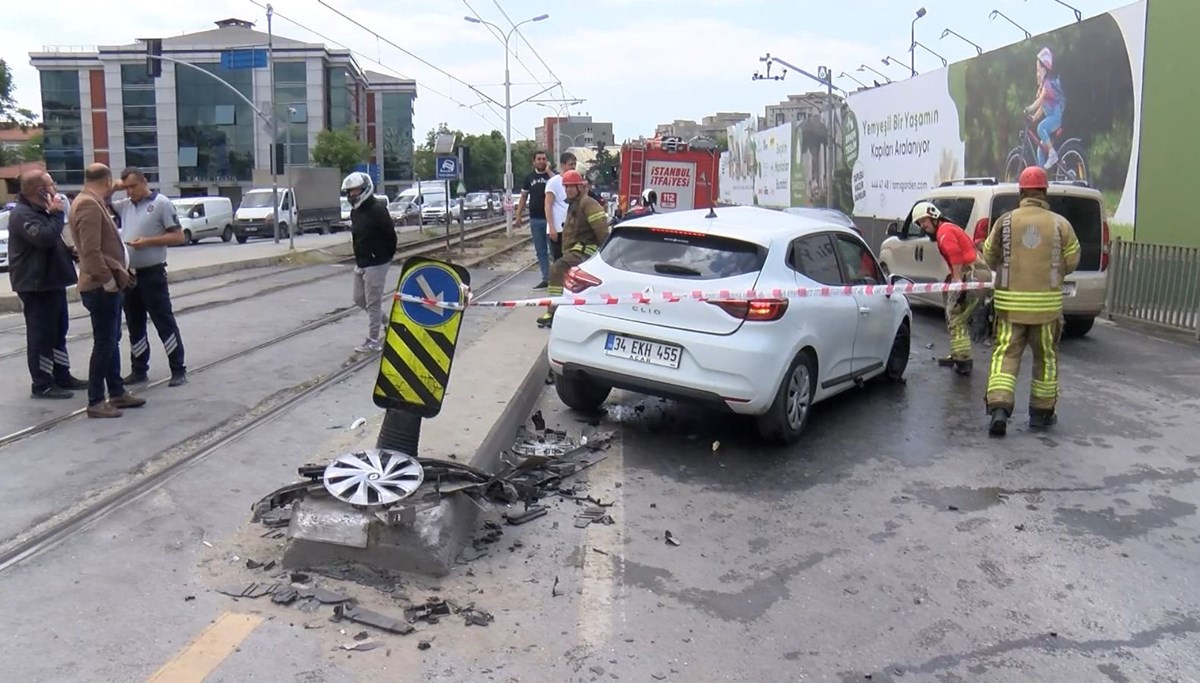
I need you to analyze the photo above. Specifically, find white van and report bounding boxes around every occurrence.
[173,197,235,244]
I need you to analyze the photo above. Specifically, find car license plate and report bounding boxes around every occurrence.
[604,333,681,369]
[1062,282,1077,297]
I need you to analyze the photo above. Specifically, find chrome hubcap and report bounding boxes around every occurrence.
[785,365,811,431]
[323,449,425,508]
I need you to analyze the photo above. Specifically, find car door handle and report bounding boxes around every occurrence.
[859,307,871,315]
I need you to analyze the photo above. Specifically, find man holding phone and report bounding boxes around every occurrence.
[109,167,188,387]
[7,170,85,399]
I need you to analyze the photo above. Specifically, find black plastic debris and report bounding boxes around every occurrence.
[665,530,681,547]
[530,410,546,431]
[263,560,277,571]
[290,572,311,583]
[575,507,614,528]
[461,605,494,627]
[353,631,370,641]
[333,603,415,635]
[298,587,351,604]
[245,559,263,570]
[183,595,196,602]
[418,640,432,651]
[506,506,548,526]
[217,582,278,599]
[459,546,488,563]
[272,588,300,605]
[552,576,563,598]
[405,598,454,625]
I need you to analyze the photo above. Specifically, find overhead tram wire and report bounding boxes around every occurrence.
[492,0,577,106]
[317,0,533,139]
[464,0,556,92]
[246,0,517,134]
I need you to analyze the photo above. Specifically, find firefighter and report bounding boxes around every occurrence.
[537,170,610,329]
[911,201,990,375]
[615,189,657,225]
[982,166,1080,436]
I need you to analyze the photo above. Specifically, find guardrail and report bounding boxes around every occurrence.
[1105,238,1200,339]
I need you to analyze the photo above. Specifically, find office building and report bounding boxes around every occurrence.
[29,18,417,200]
[535,115,614,161]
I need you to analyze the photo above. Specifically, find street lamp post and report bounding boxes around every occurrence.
[910,7,927,77]
[267,4,281,245]
[858,64,892,84]
[911,41,948,68]
[941,28,983,56]
[285,105,297,250]
[882,56,910,75]
[839,72,868,89]
[1030,0,1082,23]
[464,13,550,238]
[989,10,1032,39]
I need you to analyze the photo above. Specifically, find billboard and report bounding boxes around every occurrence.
[721,118,756,206]
[846,1,1145,232]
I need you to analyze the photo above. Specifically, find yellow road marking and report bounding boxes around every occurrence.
[147,612,263,683]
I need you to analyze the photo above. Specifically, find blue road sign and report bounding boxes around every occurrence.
[353,162,380,186]
[399,262,463,329]
[435,155,460,180]
[221,48,268,70]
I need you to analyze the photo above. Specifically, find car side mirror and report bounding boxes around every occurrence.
[889,273,916,286]
[885,221,901,237]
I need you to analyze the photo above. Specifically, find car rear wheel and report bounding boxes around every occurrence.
[1062,315,1095,338]
[886,320,911,381]
[555,372,612,412]
[757,351,817,444]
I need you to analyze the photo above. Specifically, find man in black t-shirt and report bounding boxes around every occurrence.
[516,150,554,288]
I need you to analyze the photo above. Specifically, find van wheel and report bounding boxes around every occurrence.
[183,229,194,245]
[236,234,249,244]
[555,372,612,412]
[1063,315,1095,338]
[280,222,291,237]
[886,320,911,381]
[222,226,234,242]
[757,351,817,444]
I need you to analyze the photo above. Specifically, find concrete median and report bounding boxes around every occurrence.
[282,307,549,575]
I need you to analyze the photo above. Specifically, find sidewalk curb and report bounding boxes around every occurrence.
[0,241,356,315]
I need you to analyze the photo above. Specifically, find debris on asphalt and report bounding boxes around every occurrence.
[350,417,367,430]
[1015,523,1027,531]
[530,410,546,431]
[272,588,300,606]
[183,595,196,602]
[505,505,548,526]
[333,603,415,635]
[947,505,960,511]
[418,639,433,651]
[712,440,720,453]
[461,605,494,627]
[590,666,606,676]
[844,588,860,595]
[299,587,351,604]
[665,530,681,547]
[459,546,489,563]
[339,639,382,652]
[353,631,369,641]
[202,541,214,548]
[217,582,279,599]
[575,507,615,528]
[552,576,563,597]
[263,560,277,571]
[290,572,311,583]
[592,548,609,556]
[405,598,453,625]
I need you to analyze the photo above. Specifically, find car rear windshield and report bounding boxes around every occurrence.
[990,193,1104,270]
[600,226,766,280]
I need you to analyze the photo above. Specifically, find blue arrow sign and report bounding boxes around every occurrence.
[435,155,460,180]
[399,262,463,328]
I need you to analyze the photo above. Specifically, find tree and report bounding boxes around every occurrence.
[0,59,37,130]
[311,125,371,175]
[19,131,42,162]
[588,142,619,192]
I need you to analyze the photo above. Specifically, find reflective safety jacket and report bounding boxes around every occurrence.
[983,197,1080,324]
[561,194,610,256]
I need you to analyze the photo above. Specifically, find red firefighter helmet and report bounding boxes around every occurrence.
[1018,166,1048,190]
[561,169,586,186]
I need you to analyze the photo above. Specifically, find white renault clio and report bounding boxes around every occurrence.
[547,206,913,443]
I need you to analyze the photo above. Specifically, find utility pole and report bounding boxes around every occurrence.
[267,4,281,245]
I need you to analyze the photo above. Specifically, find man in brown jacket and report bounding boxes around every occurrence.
[69,163,147,418]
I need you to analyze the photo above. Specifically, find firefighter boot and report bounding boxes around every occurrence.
[1029,408,1058,429]
[536,307,555,329]
[988,408,1010,437]
[937,355,955,368]
[954,359,974,375]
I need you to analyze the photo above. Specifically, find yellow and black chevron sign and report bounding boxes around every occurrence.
[373,256,471,418]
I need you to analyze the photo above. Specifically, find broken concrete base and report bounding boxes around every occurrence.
[283,307,548,576]
[282,494,477,577]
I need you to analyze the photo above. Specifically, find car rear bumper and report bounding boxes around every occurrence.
[547,307,786,415]
[1063,271,1106,317]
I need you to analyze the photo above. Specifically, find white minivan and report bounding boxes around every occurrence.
[173,197,235,244]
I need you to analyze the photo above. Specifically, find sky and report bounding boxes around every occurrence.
[3,0,1136,142]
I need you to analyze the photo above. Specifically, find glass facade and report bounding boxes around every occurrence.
[325,66,359,132]
[175,63,255,183]
[121,64,158,182]
[380,92,415,182]
[274,61,308,166]
[40,71,84,185]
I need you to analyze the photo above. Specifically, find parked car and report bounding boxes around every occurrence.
[0,210,9,271]
[461,192,496,220]
[547,206,912,444]
[421,198,461,224]
[389,199,420,225]
[879,177,1109,337]
[173,197,235,244]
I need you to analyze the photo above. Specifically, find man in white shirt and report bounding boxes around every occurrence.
[542,152,577,262]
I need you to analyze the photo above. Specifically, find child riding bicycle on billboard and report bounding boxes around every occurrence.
[1023,47,1066,169]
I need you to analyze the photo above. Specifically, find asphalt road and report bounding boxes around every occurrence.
[0,269,1196,683]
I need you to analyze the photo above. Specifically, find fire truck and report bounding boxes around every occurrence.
[618,136,720,214]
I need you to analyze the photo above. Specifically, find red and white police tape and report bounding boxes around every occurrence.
[394,280,993,310]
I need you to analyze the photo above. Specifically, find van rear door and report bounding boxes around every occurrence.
[989,192,1104,271]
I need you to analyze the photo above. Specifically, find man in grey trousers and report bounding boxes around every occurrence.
[341,172,396,352]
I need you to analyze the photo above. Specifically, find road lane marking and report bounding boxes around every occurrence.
[147,612,263,683]
[576,434,626,650]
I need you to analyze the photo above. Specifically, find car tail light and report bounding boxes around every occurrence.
[708,298,789,321]
[563,267,602,293]
[1100,219,1110,271]
[973,217,990,244]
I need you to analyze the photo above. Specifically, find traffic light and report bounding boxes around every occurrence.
[145,39,163,78]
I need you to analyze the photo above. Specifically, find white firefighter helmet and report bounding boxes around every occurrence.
[341,171,374,209]
[640,188,657,206]
[911,201,942,223]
